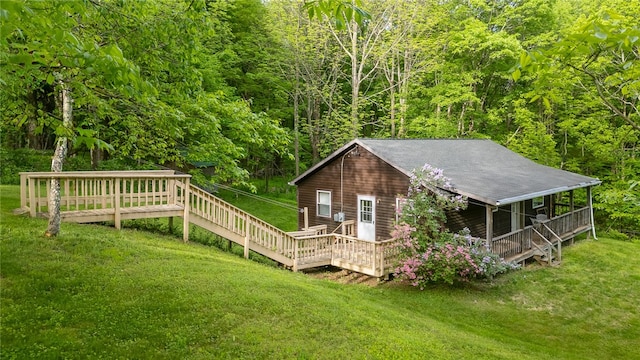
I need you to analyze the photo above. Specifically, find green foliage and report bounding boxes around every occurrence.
[505,100,560,167]
[0,148,52,184]
[1,0,291,188]
[304,0,371,30]
[595,180,640,236]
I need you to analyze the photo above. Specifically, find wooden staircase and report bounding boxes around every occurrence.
[18,171,400,277]
[526,223,563,266]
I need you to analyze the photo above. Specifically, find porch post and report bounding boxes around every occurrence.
[183,177,190,242]
[485,205,494,249]
[587,186,597,240]
[303,207,309,230]
[569,190,574,230]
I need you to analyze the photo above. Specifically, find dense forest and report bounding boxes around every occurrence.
[1,0,638,235]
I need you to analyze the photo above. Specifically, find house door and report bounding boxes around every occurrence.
[357,195,376,241]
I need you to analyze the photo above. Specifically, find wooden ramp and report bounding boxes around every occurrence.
[18,171,400,277]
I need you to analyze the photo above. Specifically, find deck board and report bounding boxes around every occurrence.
[59,204,184,223]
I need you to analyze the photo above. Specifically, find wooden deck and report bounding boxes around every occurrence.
[493,207,593,264]
[18,171,400,277]
[17,171,594,276]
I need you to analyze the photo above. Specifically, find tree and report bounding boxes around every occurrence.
[515,10,640,131]
[1,0,148,236]
[515,3,640,234]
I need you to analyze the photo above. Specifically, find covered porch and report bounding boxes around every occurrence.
[482,187,598,264]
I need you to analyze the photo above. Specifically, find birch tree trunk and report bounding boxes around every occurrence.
[45,80,73,237]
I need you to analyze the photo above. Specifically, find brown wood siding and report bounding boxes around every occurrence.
[446,203,486,238]
[524,196,550,226]
[297,146,410,240]
[493,205,512,236]
[447,203,513,239]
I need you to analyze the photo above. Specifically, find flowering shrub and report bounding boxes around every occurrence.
[394,164,518,287]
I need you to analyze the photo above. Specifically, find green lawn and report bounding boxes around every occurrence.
[1,185,639,359]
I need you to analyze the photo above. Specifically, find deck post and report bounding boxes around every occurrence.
[20,173,27,209]
[485,205,494,249]
[378,243,385,278]
[587,186,597,240]
[303,207,309,230]
[557,239,562,261]
[292,239,299,272]
[114,178,121,229]
[183,177,191,242]
[243,214,250,259]
[28,177,36,217]
[168,217,174,234]
[244,234,250,259]
[569,190,574,231]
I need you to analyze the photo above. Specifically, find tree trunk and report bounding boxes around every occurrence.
[293,92,300,176]
[349,20,360,138]
[45,80,72,237]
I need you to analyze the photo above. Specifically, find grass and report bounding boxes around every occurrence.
[213,176,298,231]
[1,184,639,359]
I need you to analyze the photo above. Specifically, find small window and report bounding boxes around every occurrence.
[532,196,544,209]
[317,190,331,217]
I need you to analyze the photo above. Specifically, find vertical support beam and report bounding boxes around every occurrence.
[292,238,299,272]
[114,178,121,230]
[519,202,525,231]
[303,207,309,230]
[169,178,176,204]
[587,186,597,240]
[243,214,250,259]
[183,177,191,242]
[168,217,174,234]
[29,177,36,217]
[569,189,574,232]
[101,179,107,209]
[557,239,562,261]
[244,235,250,259]
[485,205,494,249]
[373,241,378,276]
[569,190,574,212]
[378,243,384,278]
[20,173,27,209]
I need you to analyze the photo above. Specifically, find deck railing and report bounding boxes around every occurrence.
[491,227,533,259]
[490,206,592,259]
[332,236,401,277]
[19,171,190,225]
[18,171,399,277]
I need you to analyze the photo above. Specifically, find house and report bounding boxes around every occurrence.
[289,139,601,262]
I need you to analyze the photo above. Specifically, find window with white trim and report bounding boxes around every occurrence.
[316,190,331,217]
[532,196,544,209]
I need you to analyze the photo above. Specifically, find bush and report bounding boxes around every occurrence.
[0,148,53,184]
[393,164,518,288]
[0,146,161,185]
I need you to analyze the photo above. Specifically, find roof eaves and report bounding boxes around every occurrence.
[494,179,602,206]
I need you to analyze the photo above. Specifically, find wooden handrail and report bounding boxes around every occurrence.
[21,172,189,179]
[532,227,554,265]
[15,171,414,277]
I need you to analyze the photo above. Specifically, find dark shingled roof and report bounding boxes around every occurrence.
[290,139,601,206]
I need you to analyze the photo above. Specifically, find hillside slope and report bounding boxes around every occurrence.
[1,185,638,359]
